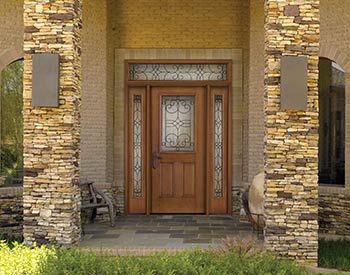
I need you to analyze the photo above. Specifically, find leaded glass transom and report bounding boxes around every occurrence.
[133,95,142,197]
[129,63,227,81]
[161,96,195,152]
[214,95,223,197]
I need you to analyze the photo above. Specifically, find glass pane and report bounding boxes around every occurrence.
[0,59,24,185]
[133,95,142,197]
[214,95,223,197]
[161,96,194,152]
[318,58,345,185]
[129,63,227,81]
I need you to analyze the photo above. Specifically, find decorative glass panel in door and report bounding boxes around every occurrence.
[128,87,146,214]
[161,96,195,152]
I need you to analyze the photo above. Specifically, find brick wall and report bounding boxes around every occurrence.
[0,0,23,70]
[247,0,265,184]
[320,0,350,69]
[81,1,108,183]
[109,0,248,49]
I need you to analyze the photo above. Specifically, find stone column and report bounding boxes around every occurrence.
[264,0,320,265]
[23,0,82,245]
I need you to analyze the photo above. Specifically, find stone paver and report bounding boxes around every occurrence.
[80,215,260,250]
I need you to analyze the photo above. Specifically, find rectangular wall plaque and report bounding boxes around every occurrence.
[32,53,60,107]
[280,56,308,110]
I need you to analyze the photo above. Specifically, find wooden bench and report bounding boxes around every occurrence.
[81,181,115,227]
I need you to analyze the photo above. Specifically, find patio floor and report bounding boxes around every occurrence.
[80,215,262,252]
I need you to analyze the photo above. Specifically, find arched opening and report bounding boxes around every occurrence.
[0,59,23,185]
[318,57,345,185]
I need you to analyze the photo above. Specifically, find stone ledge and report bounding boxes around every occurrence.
[0,185,23,196]
[319,185,350,196]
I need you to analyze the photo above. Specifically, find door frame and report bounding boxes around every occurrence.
[125,60,232,215]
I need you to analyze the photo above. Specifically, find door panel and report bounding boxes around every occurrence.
[159,163,173,197]
[151,87,205,213]
[183,163,195,197]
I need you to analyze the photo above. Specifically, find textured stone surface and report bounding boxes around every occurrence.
[23,0,82,246]
[264,0,320,265]
[0,187,23,238]
[319,190,350,235]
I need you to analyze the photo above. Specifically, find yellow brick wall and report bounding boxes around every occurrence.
[0,0,23,70]
[109,0,249,48]
[320,0,350,69]
[81,0,108,183]
[247,0,265,184]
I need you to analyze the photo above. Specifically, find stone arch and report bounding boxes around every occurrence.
[0,46,23,73]
[319,44,350,73]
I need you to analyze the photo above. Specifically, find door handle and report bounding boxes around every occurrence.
[152,152,162,169]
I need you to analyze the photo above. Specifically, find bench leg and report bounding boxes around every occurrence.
[91,208,97,223]
[107,202,115,227]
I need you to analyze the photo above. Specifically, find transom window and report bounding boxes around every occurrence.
[128,62,227,81]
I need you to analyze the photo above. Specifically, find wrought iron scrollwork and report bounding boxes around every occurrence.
[161,96,194,152]
[133,95,142,197]
[129,63,227,81]
[214,95,223,197]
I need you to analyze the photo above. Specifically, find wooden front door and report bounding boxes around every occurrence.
[126,60,232,215]
[151,87,205,213]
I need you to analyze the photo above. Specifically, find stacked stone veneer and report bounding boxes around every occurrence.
[0,187,23,238]
[23,0,82,245]
[264,0,320,265]
[319,191,350,235]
